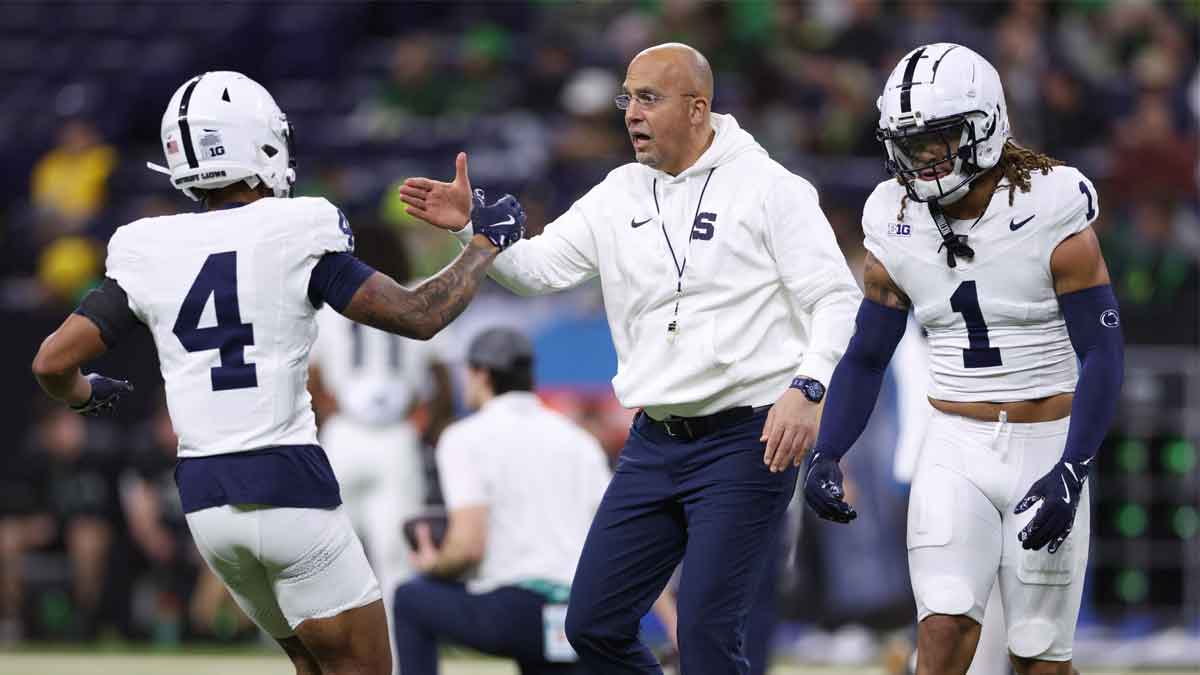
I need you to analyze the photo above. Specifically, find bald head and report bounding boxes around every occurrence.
[630,43,713,101]
[622,42,716,175]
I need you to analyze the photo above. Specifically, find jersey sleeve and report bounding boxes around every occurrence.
[302,198,372,310]
[436,424,490,509]
[1043,166,1100,264]
[103,225,149,322]
[307,197,357,257]
[861,181,903,274]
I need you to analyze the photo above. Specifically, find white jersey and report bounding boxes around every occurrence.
[862,165,1099,402]
[311,307,441,426]
[106,197,356,457]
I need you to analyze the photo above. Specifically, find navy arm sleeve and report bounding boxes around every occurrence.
[811,299,908,461]
[1059,284,1124,465]
[73,277,143,348]
[307,252,376,312]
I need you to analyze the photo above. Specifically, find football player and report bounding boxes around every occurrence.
[31,71,524,675]
[803,45,1123,675]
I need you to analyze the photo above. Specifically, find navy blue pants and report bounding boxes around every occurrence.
[565,409,799,674]
[392,577,583,675]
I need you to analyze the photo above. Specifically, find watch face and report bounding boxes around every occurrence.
[803,380,825,402]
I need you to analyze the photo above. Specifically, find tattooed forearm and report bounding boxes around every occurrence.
[344,238,498,340]
[862,252,912,310]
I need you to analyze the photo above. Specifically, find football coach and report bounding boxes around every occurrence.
[399,43,861,674]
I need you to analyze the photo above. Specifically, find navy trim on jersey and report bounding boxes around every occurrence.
[175,444,342,513]
[308,252,375,312]
[74,277,144,348]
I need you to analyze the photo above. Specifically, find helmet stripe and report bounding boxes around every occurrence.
[899,47,926,113]
[930,45,959,84]
[177,74,204,169]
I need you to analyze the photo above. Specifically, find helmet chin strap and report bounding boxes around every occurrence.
[928,200,975,268]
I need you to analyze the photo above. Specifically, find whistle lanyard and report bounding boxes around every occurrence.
[655,167,716,335]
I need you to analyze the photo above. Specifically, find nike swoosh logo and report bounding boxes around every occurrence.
[631,218,652,228]
[493,215,516,227]
[1010,215,1035,231]
[1060,475,1071,502]
[1064,462,1078,481]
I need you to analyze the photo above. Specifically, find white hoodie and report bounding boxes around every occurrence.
[457,114,861,418]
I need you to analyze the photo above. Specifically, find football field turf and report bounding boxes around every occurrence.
[0,652,1192,675]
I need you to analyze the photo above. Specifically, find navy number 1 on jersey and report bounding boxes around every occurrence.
[173,251,258,391]
[949,280,1003,368]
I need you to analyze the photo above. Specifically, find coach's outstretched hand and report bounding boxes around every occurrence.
[803,452,858,524]
[70,373,133,417]
[398,152,475,232]
[1014,459,1088,553]
[471,190,526,252]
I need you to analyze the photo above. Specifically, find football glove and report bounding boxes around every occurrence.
[471,189,525,252]
[1014,458,1089,553]
[803,451,857,524]
[70,374,133,417]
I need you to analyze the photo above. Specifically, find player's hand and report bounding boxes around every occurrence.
[70,374,133,417]
[398,151,474,231]
[471,191,526,252]
[409,521,441,573]
[760,388,819,472]
[803,452,858,523]
[1014,459,1089,553]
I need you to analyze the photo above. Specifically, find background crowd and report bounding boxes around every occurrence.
[0,0,1195,669]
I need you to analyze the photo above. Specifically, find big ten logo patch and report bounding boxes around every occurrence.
[199,130,226,158]
[888,222,912,237]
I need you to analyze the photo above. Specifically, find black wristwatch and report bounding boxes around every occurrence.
[790,377,826,403]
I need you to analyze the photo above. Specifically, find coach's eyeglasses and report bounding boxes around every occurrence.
[615,92,699,111]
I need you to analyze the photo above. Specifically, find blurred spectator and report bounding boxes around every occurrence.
[30,120,117,232]
[0,427,56,644]
[1108,91,1197,206]
[550,68,629,195]
[362,34,454,135]
[36,235,102,308]
[19,406,124,639]
[1039,68,1108,158]
[1105,198,1200,345]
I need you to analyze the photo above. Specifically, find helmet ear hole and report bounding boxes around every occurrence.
[262,145,279,158]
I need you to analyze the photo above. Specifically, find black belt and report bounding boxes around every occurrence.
[642,405,768,442]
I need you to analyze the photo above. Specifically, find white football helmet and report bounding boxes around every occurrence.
[877,43,1010,205]
[149,71,295,201]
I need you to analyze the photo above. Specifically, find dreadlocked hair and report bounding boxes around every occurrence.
[896,140,1064,221]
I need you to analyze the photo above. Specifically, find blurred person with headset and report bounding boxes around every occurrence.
[391,327,611,675]
[399,43,860,674]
